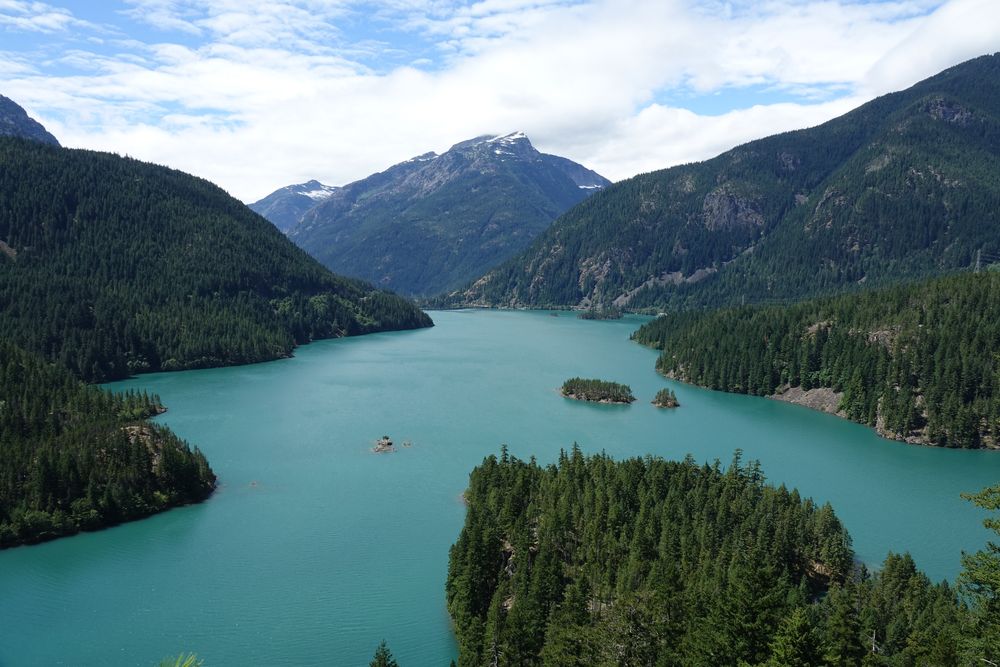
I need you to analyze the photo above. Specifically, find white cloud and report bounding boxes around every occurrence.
[4,0,1000,202]
[0,0,93,33]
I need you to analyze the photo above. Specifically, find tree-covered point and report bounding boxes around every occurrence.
[0,343,216,548]
[0,136,432,383]
[447,448,972,666]
[560,378,635,403]
[632,271,1000,448]
[652,388,679,408]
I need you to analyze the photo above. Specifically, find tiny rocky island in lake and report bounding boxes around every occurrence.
[561,377,635,404]
[652,388,680,408]
[373,435,395,453]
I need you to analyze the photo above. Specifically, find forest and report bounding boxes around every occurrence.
[560,378,635,403]
[0,343,216,547]
[447,447,1000,666]
[632,271,1000,448]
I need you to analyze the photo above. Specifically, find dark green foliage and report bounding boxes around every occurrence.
[447,449,970,666]
[765,607,823,667]
[960,484,1000,661]
[369,640,400,667]
[652,388,679,408]
[633,271,1000,448]
[0,136,431,383]
[288,134,609,297]
[560,378,634,403]
[443,54,1000,311]
[0,343,216,548]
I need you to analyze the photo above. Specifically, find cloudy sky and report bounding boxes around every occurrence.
[2,0,999,202]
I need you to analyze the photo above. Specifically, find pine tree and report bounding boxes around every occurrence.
[369,640,399,667]
[765,607,822,667]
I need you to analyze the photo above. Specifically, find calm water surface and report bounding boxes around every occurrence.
[1,310,998,666]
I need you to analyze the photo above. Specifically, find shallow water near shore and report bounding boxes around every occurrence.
[1,309,997,666]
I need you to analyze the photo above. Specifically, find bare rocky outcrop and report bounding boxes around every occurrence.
[925,97,974,126]
[770,385,845,417]
[702,186,764,231]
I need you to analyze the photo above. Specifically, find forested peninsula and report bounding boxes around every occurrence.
[447,448,1000,666]
[0,344,215,547]
[633,271,1000,448]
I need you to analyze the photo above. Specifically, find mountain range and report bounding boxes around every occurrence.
[442,53,1000,311]
[252,132,610,296]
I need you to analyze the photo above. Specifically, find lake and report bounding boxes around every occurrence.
[1,309,997,666]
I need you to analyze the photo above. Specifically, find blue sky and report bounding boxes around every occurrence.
[2,0,998,201]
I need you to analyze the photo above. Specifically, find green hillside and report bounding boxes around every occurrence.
[0,137,432,382]
[444,54,1000,310]
[633,271,1000,448]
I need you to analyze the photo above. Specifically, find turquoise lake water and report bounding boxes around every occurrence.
[1,309,998,666]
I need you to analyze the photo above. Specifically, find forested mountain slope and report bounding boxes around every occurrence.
[444,53,1000,310]
[633,271,1000,448]
[0,136,431,383]
[282,132,610,296]
[448,448,973,665]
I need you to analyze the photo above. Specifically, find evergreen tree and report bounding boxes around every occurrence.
[765,607,822,667]
[369,640,399,667]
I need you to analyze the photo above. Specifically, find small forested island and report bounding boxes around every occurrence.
[0,344,216,548]
[447,447,1000,666]
[652,387,679,408]
[560,377,635,403]
[577,307,622,320]
[633,271,1000,448]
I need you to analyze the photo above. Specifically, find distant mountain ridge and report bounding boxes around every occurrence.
[253,132,610,296]
[0,95,59,146]
[443,53,1000,311]
[249,179,339,232]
